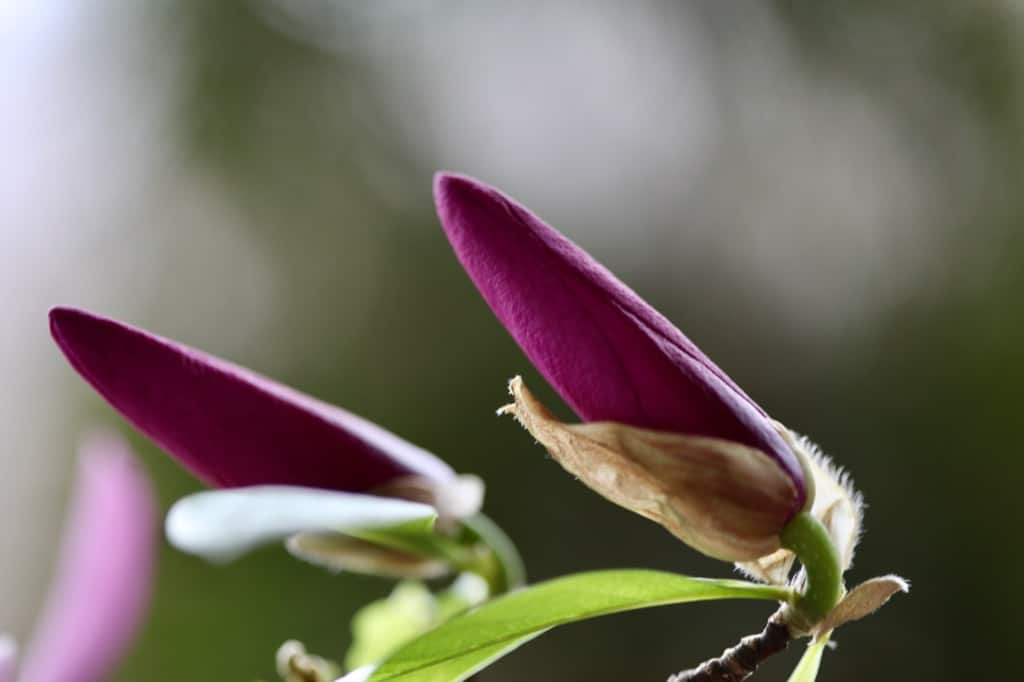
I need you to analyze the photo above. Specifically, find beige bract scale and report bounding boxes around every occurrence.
[499,376,799,562]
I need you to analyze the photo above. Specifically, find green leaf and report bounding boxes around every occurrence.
[340,637,540,682]
[165,485,436,562]
[373,634,542,682]
[786,636,829,682]
[368,569,792,682]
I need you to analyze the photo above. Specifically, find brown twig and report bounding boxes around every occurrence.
[667,619,792,682]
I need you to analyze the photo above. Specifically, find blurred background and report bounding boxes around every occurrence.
[2,1,1022,680]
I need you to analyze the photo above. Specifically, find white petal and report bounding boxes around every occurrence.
[166,485,436,562]
[435,474,485,520]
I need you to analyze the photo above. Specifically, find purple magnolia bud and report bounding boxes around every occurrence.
[49,307,457,498]
[14,434,156,682]
[434,173,809,559]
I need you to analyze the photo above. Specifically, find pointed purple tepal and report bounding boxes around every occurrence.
[49,307,455,492]
[434,173,806,510]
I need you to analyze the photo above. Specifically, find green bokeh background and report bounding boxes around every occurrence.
[27,2,1024,680]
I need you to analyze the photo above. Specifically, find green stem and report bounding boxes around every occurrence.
[780,512,843,631]
[460,513,526,595]
[351,513,524,597]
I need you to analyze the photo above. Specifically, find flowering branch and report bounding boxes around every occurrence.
[41,170,909,682]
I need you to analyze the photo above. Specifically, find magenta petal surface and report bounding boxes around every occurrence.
[18,435,155,682]
[435,173,805,504]
[50,307,455,491]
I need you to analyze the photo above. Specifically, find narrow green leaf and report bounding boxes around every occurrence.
[369,570,792,682]
[340,636,540,682]
[786,636,829,682]
[373,634,541,682]
[165,485,436,562]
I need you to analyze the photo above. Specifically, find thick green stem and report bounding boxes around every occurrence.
[780,512,843,632]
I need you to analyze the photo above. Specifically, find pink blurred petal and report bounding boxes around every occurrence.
[18,434,156,682]
[49,307,455,492]
[435,172,805,504]
[0,636,17,682]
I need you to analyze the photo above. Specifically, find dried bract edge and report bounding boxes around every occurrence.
[285,532,449,579]
[499,376,799,562]
[815,575,910,639]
